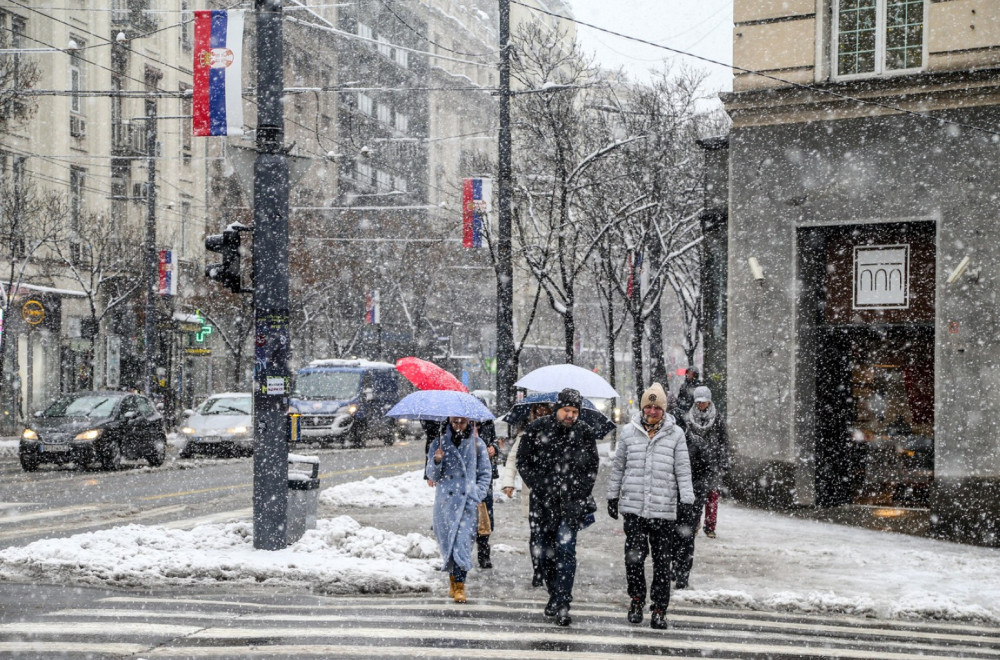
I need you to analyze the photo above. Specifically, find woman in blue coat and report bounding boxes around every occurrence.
[426,415,493,603]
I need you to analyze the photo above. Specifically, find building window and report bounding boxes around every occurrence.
[376,170,392,193]
[394,48,408,69]
[834,0,925,78]
[70,38,85,113]
[180,0,192,51]
[70,167,85,234]
[377,103,391,124]
[394,175,407,193]
[394,113,408,134]
[356,161,372,187]
[376,36,392,58]
[357,21,372,41]
[358,92,373,115]
[180,83,192,163]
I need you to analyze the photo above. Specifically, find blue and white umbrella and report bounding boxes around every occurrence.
[386,390,495,422]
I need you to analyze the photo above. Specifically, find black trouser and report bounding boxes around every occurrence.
[623,513,675,608]
[476,483,494,565]
[672,492,707,585]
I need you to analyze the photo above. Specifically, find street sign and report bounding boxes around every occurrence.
[21,300,45,325]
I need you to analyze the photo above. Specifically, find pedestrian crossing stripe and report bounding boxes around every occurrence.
[22,602,1000,660]
[50,605,1000,646]
[93,596,1000,641]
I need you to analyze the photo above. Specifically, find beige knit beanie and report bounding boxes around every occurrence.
[640,382,667,410]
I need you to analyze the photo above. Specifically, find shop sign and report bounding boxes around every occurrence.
[21,299,45,325]
[853,245,910,310]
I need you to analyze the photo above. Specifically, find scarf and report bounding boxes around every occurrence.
[450,424,472,447]
[641,415,664,438]
[688,402,717,432]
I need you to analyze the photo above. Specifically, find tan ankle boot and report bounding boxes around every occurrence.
[448,574,457,598]
[453,581,466,603]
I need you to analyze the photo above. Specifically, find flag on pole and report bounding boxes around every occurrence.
[158,249,178,296]
[626,252,643,297]
[365,290,380,324]
[462,177,492,248]
[192,10,245,137]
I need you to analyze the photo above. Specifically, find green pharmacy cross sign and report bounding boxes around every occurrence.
[194,310,213,343]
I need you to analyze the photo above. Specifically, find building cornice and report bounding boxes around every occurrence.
[723,67,1000,128]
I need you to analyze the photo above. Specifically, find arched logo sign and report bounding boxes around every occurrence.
[21,299,45,325]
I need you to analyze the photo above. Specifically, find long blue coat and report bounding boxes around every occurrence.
[426,427,492,572]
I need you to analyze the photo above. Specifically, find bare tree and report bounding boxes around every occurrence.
[510,24,639,364]
[50,211,145,386]
[0,174,64,418]
[0,44,40,133]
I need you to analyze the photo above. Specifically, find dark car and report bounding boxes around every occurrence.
[19,391,168,472]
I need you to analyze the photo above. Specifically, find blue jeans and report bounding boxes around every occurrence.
[450,565,467,583]
[537,517,578,608]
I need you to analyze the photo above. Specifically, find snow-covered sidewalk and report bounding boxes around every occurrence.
[1,466,999,625]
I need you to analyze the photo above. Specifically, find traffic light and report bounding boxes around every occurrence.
[205,225,242,293]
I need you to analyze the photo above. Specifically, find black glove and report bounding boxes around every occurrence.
[607,498,619,520]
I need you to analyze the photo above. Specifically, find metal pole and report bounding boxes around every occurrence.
[252,0,291,551]
[496,0,515,413]
[143,103,158,398]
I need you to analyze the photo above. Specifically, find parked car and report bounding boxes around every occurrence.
[179,392,253,458]
[19,391,167,472]
[288,359,401,447]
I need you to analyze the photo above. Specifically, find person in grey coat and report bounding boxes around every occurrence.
[426,416,493,604]
[606,382,695,630]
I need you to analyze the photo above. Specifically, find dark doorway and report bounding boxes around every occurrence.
[803,221,935,507]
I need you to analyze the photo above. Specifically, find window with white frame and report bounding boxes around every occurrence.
[376,36,392,58]
[394,112,408,134]
[834,0,925,78]
[394,175,407,193]
[394,48,408,68]
[376,170,392,193]
[377,103,391,124]
[70,39,85,113]
[357,21,372,41]
[357,92,373,115]
[356,161,372,186]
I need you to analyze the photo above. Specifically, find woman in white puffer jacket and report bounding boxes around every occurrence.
[606,382,695,630]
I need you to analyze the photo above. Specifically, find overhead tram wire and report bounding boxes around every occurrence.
[374,0,497,58]
[509,0,1000,140]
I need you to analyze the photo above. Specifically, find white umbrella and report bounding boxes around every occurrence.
[515,364,619,399]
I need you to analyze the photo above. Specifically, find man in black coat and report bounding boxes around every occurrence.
[516,388,599,627]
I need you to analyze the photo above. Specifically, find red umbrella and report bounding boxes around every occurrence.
[395,357,468,392]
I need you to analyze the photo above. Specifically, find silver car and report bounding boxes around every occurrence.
[179,393,253,458]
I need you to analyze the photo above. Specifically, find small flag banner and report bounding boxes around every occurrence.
[365,290,380,325]
[158,249,178,296]
[462,177,492,248]
[193,10,245,137]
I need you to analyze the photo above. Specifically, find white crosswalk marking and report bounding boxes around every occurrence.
[8,594,1000,659]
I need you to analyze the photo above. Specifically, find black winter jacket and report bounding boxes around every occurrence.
[516,414,599,532]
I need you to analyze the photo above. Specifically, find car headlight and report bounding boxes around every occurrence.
[22,429,38,441]
[347,404,358,415]
[180,426,196,435]
[227,425,249,435]
[74,429,103,441]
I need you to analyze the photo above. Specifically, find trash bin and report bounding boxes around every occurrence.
[286,453,320,545]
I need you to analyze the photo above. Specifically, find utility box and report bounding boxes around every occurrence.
[286,453,320,545]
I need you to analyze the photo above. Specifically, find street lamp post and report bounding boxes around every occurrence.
[143,102,158,399]
[496,0,515,413]
[252,0,292,551]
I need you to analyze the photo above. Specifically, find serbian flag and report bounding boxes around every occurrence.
[365,290,380,325]
[158,249,178,296]
[626,252,642,297]
[193,10,244,137]
[462,177,492,248]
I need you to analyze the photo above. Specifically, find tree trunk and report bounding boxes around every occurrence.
[606,290,616,399]
[631,309,644,399]
[563,306,575,365]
